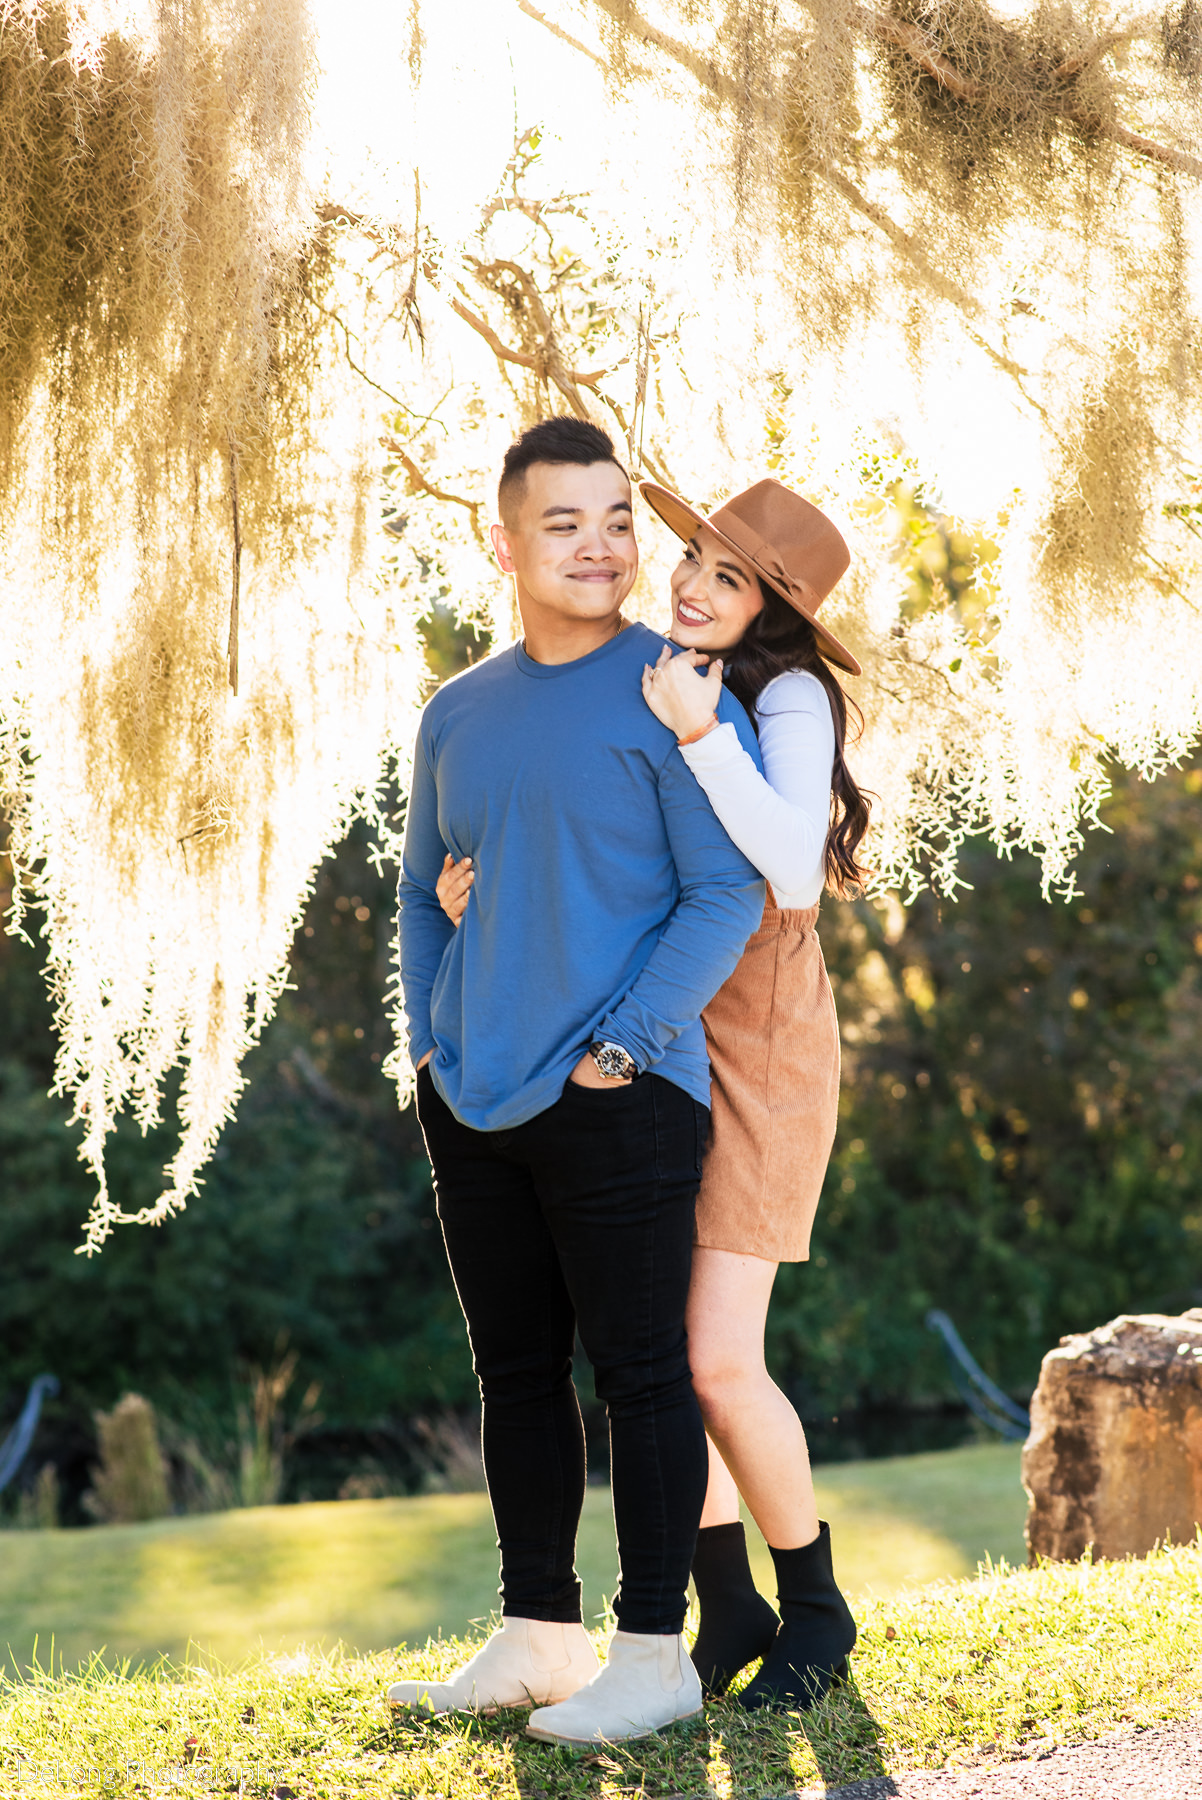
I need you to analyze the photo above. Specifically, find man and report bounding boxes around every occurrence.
[391,416,764,1744]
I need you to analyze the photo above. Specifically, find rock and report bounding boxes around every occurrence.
[1022,1309,1202,1563]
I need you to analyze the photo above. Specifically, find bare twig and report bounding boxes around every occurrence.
[316,198,371,232]
[324,144,666,490]
[314,300,429,420]
[479,191,590,232]
[403,169,425,348]
[381,436,486,547]
[480,193,550,228]
[465,258,613,384]
[321,195,614,436]
[513,0,607,68]
[595,386,676,487]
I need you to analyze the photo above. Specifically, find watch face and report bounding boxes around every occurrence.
[592,1042,635,1079]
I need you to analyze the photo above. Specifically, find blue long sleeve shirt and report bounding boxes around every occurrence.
[398,621,766,1131]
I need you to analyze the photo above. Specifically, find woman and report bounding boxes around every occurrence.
[436,477,870,1712]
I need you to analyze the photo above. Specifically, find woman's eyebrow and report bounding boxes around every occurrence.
[687,534,748,581]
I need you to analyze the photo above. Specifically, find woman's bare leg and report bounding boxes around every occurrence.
[687,1246,819,1550]
[700,1432,741,1528]
[688,1247,857,1710]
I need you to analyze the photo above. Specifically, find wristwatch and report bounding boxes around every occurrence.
[589,1041,639,1081]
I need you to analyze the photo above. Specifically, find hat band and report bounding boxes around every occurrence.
[709,510,814,612]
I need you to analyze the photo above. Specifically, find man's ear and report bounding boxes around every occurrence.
[490,521,516,574]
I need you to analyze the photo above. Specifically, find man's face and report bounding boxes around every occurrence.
[491,460,638,622]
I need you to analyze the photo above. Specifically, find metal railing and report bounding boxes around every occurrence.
[925,1310,1030,1441]
[0,1375,60,1492]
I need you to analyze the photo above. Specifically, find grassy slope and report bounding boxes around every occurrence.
[2,1544,1201,1798]
[0,1444,1024,1673]
[756,1441,1027,1597]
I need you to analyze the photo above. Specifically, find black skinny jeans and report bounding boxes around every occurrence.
[416,1065,710,1636]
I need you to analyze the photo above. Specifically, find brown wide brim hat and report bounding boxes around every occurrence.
[639,477,861,677]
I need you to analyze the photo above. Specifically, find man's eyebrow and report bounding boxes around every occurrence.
[541,501,633,519]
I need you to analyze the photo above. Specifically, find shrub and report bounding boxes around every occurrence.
[84,1395,170,1524]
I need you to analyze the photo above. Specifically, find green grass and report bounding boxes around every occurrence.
[753,1441,1027,1600]
[3,1543,1201,1797]
[0,1489,613,1678]
[0,1444,1025,1676]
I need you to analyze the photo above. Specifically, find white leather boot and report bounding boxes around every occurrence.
[526,1631,702,1744]
[388,1617,598,1715]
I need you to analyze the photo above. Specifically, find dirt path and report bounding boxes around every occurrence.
[799,1716,1202,1799]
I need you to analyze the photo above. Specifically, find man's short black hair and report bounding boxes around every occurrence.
[498,416,628,529]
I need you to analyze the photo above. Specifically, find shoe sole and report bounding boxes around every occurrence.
[390,1702,517,1717]
[737,1657,851,1714]
[525,1706,703,1745]
[390,1689,586,1718]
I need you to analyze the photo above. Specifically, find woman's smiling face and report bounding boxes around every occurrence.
[668,524,764,652]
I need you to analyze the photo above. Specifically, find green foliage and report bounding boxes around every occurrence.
[2,688,1199,1493]
[83,1396,170,1525]
[415,600,491,693]
[858,459,1001,641]
[0,822,476,1513]
[7,1463,58,1532]
[769,758,1202,1413]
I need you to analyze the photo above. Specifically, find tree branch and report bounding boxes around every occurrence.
[1097,119,1202,178]
[855,6,1202,176]
[381,437,486,547]
[320,197,616,432]
[811,164,1054,423]
[447,288,611,390]
[855,6,984,100]
[575,0,1202,179]
[513,0,608,68]
[597,387,677,488]
[580,0,737,104]
[1053,30,1129,83]
[447,292,541,371]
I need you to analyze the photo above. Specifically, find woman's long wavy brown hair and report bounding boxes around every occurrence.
[722,581,872,898]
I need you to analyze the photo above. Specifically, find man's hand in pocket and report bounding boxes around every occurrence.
[568,1051,631,1089]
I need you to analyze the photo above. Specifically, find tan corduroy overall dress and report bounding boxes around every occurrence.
[695,889,839,1263]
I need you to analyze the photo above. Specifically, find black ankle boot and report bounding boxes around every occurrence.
[689,1521,780,1698]
[737,1522,857,1712]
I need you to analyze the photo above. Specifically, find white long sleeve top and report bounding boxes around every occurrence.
[677,669,833,909]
